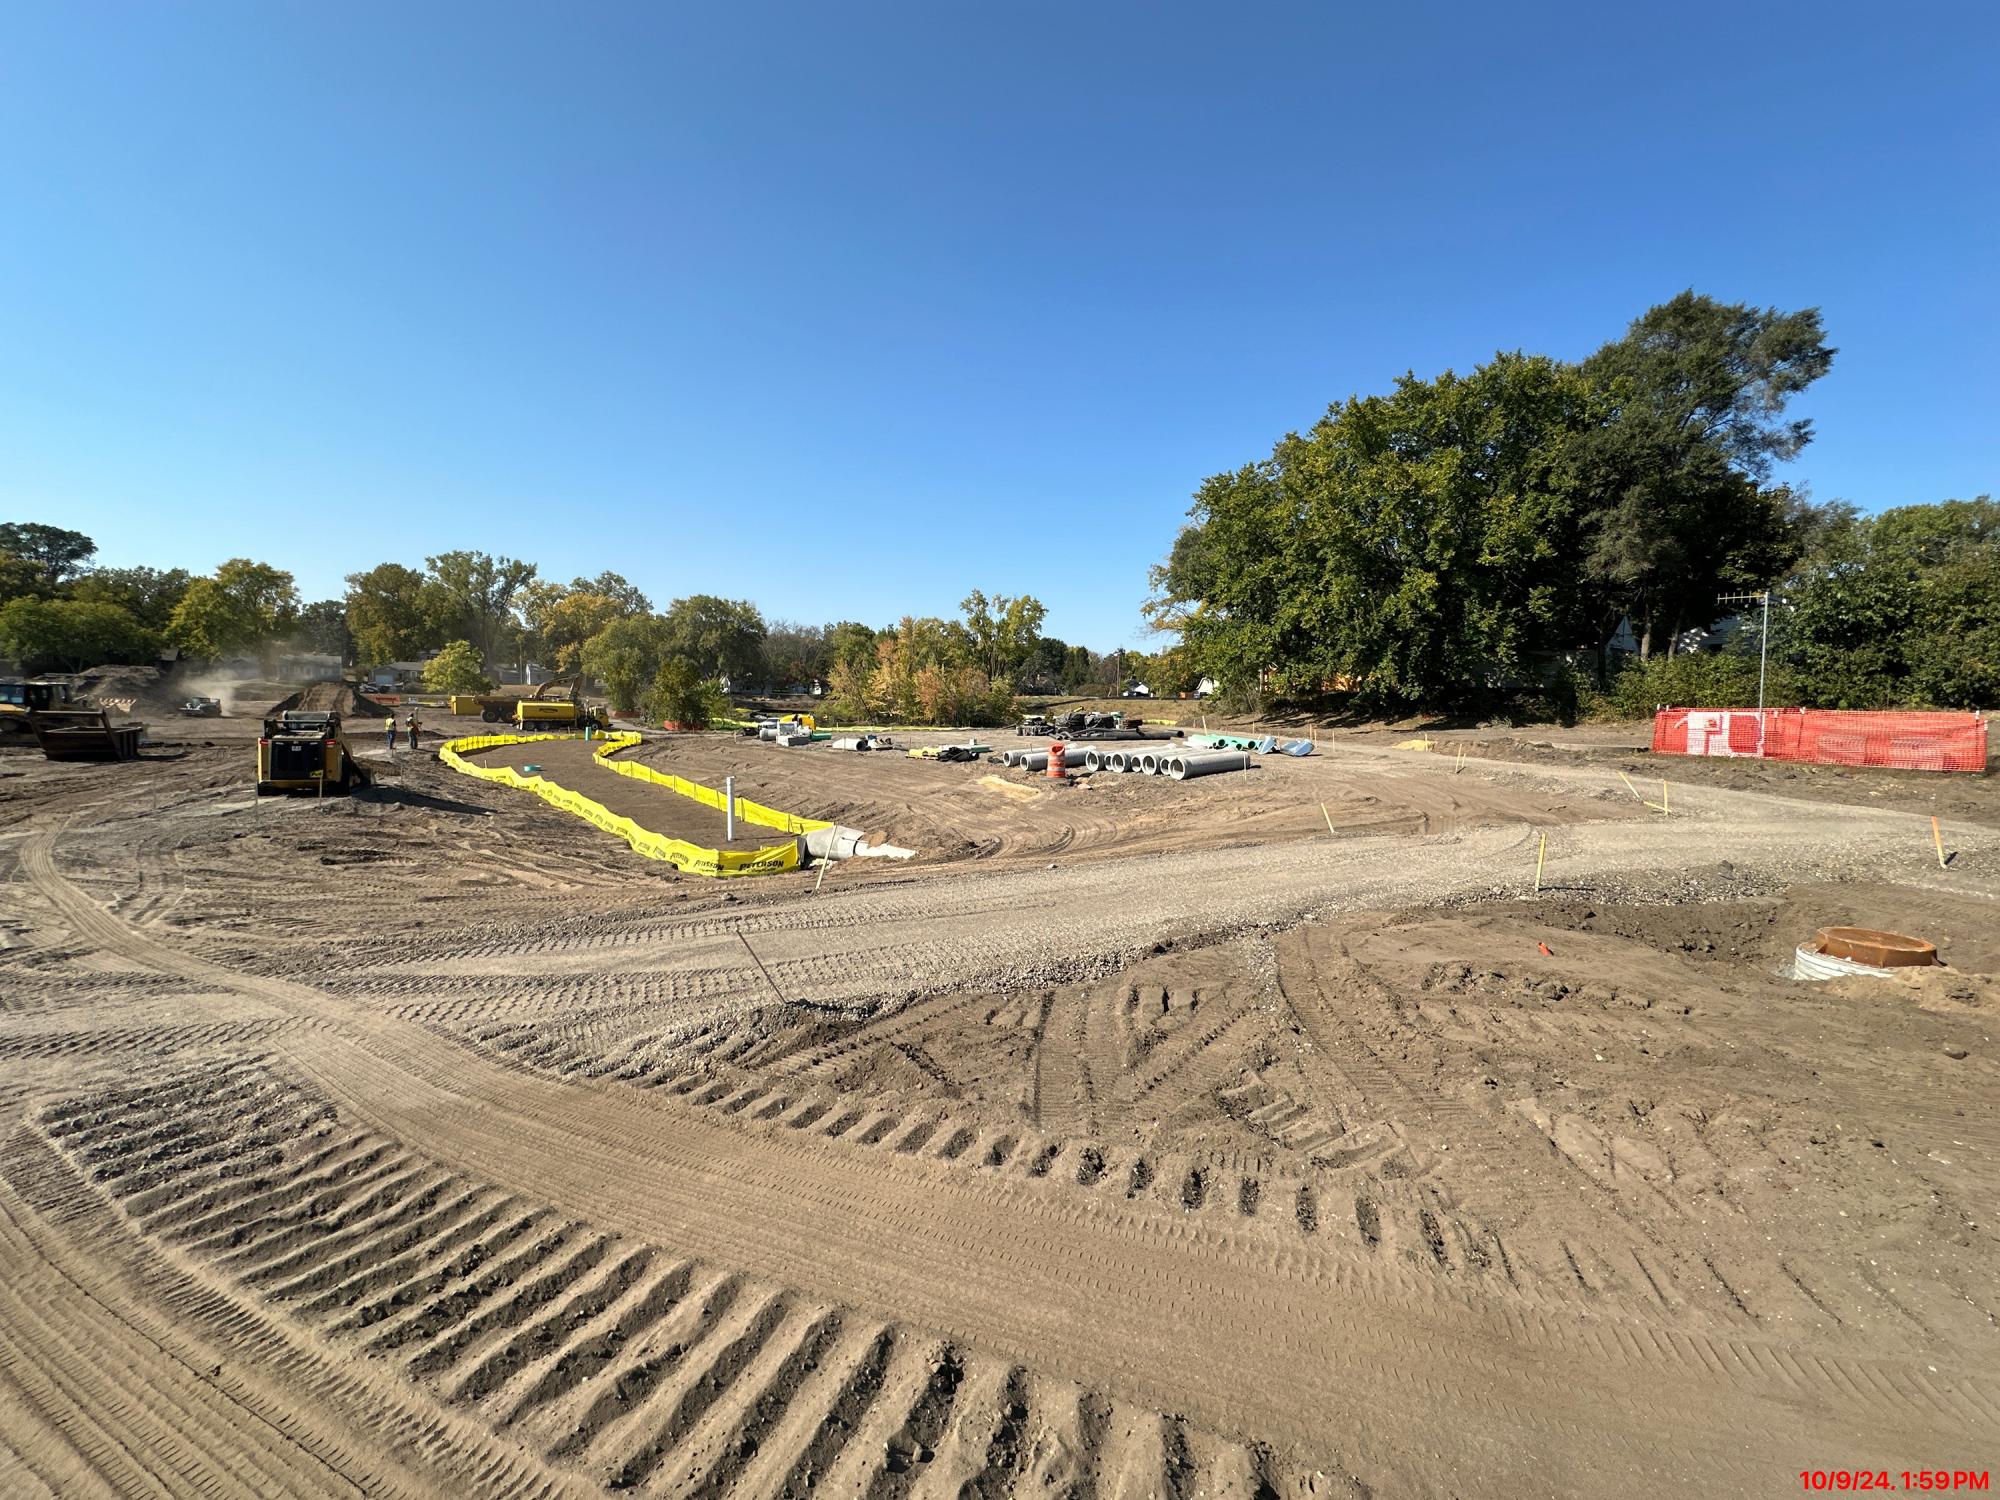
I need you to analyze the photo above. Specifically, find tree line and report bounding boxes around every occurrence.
[0,528,1142,726]
[1149,292,1996,714]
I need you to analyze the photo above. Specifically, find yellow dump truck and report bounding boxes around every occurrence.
[513,700,610,730]
[257,711,373,795]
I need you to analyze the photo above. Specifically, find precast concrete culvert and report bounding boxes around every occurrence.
[1165,751,1255,781]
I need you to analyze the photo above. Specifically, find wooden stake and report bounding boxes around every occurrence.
[1662,778,1669,813]
[814,848,832,894]
[1321,801,1336,837]
[1617,770,1645,803]
[1933,816,1948,870]
[1534,831,1547,894]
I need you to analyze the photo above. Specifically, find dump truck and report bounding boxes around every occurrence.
[513,699,610,730]
[27,708,143,761]
[451,675,601,724]
[0,679,79,738]
[256,710,373,795]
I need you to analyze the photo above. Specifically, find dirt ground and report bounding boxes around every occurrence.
[466,739,799,853]
[1,722,1996,1497]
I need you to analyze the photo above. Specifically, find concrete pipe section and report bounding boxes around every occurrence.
[1165,751,1254,781]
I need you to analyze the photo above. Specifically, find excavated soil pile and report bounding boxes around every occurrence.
[71,662,186,717]
[267,680,399,719]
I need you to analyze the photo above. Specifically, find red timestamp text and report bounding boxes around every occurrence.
[1800,1474,1988,1493]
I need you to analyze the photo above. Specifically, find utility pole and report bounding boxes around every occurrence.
[1716,590,1773,709]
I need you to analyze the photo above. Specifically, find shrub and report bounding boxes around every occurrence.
[1591,651,1795,720]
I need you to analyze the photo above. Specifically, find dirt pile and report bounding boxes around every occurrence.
[73,663,182,716]
[267,680,398,719]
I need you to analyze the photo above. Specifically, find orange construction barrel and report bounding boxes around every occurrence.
[1047,742,1067,779]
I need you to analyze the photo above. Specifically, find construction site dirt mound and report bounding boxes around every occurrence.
[266,680,398,719]
[72,662,177,716]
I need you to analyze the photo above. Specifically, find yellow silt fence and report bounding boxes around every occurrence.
[438,732,833,877]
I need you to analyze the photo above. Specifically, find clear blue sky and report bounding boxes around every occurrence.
[2,2,1993,652]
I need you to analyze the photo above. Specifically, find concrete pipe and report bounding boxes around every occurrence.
[1106,750,1131,772]
[1018,747,1077,773]
[1083,748,1107,772]
[1138,750,1162,775]
[1166,751,1252,781]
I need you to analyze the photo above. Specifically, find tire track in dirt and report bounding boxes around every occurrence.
[18,820,2000,1495]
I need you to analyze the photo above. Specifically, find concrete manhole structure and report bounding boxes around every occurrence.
[1792,925,1940,981]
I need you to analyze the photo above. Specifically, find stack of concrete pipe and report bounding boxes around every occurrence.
[1072,745,1253,779]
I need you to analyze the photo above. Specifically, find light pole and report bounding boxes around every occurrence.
[1717,590,1773,710]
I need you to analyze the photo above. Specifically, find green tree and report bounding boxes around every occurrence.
[1154,353,1601,705]
[0,598,157,673]
[421,639,493,694]
[660,595,766,682]
[168,559,299,662]
[1579,293,1835,657]
[0,523,96,586]
[294,599,350,660]
[580,613,675,713]
[421,551,537,670]
[0,553,54,608]
[69,566,192,629]
[959,590,1047,681]
[1777,496,1999,708]
[646,659,730,728]
[759,621,833,690]
[827,621,878,675]
[344,563,431,667]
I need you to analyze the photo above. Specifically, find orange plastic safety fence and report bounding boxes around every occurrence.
[1652,708,1988,774]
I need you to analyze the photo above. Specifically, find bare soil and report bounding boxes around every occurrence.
[467,738,799,853]
[0,724,1994,1497]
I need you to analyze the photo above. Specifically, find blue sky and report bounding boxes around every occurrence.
[2,2,1993,652]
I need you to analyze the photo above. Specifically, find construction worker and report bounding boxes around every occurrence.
[383,714,397,750]
[406,711,421,751]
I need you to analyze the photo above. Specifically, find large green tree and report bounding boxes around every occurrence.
[168,559,299,662]
[959,590,1047,682]
[294,599,351,660]
[1578,292,1834,657]
[660,594,765,683]
[1154,353,1602,704]
[1778,496,1999,708]
[69,566,192,629]
[0,598,157,673]
[344,563,431,667]
[580,613,676,713]
[421,551,537,671]
[0,523,96,586]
